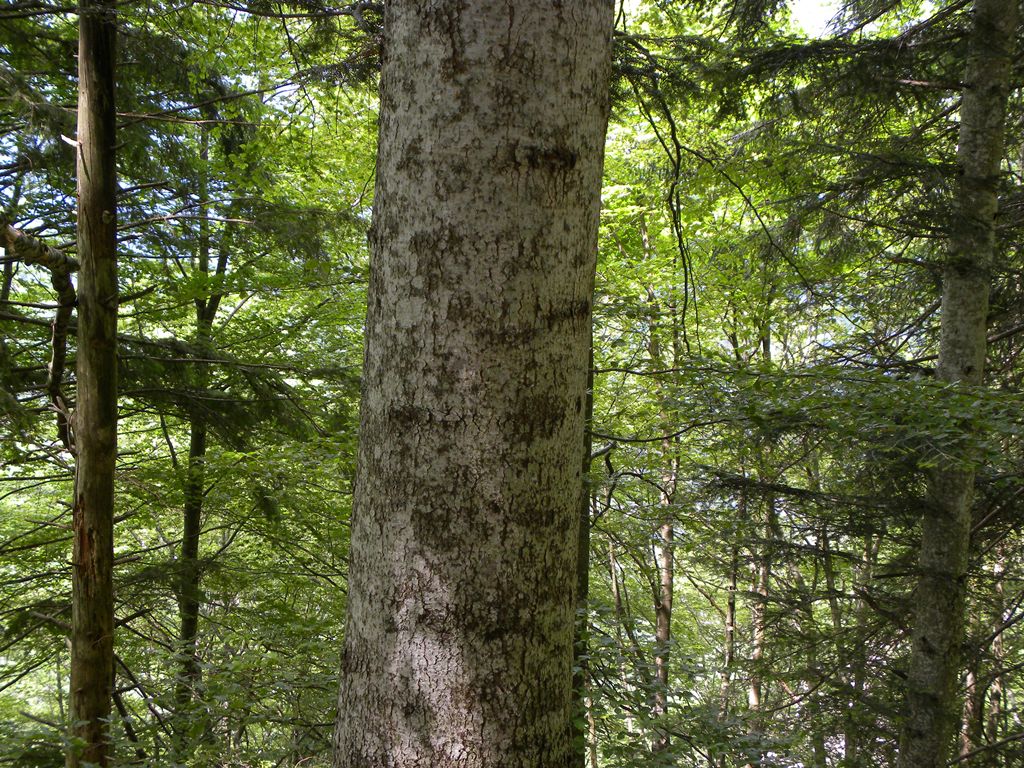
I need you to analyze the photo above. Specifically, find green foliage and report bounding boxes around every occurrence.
[3,0,1024,765]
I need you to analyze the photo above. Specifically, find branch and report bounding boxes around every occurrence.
[1,218,77,451]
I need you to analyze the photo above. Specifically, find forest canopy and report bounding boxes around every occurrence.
[2,0,1024,766]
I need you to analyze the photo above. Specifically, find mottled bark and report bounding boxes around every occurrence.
[897,1,1018,765]
[333,2,613,766]
[67,0,118,763]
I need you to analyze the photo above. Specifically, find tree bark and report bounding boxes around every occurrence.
[67,0,117,763]
[333,3,613,766]
[897,2,1018,766]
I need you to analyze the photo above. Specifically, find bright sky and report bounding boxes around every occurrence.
[789,0,840,36]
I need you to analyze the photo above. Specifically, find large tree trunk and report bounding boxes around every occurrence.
[333,3,614,766]
[897,1,1018,765]
[67,0,118,763]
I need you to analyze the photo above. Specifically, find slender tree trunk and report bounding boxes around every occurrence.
[333,3,613,766]
[715,542,738,768]
[898,2,1018,765]
[652,511,675,754]
[845,534,879,768]
[747,334,774,715]
[983,553,1006,768]
[176,417,206,704]
[820,527,858,765]
[175,126,218,737]
[747,498,772,716]
[609,541,638,736]
[720,541,738,718]
[640,214,679,757]
[573,340,595,767]
[175,125,234,748]
[67,0,117,763]
[961,663,984,760]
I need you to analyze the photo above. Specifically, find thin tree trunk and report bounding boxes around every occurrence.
[744,332,776,768]
[573,339,594,767]
[898,2,1018,765]
[67,0,117,762]
[747,333,774,720]
[846,534,879,768]
[176,417,206,703]
[961,663,984,760]
[747,498,772,716]
[175,125,218,733]
[820,527,858,764]
[333,3,613,765]
[980,551,1006,768]
[720,541,739,719]
[789,558,826,768]
[640,213,678,757]
[175,126,234,747]
[609,541,638,736]
[652,512,675,754]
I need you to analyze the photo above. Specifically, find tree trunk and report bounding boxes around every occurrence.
[983,553,1006,767]
[573,340,595,766]
[175,125,223,744]
[640,213,678,758]
[719,540,738,717]
[961,663,984,760]
[747,333,775,752]
[333,3,613,766]
[609,540,640,736]
[898,1,1018,765]
[652,512,675,755]
[67,0,117,763]
[846,533,879,768]
[176,417,206,707]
